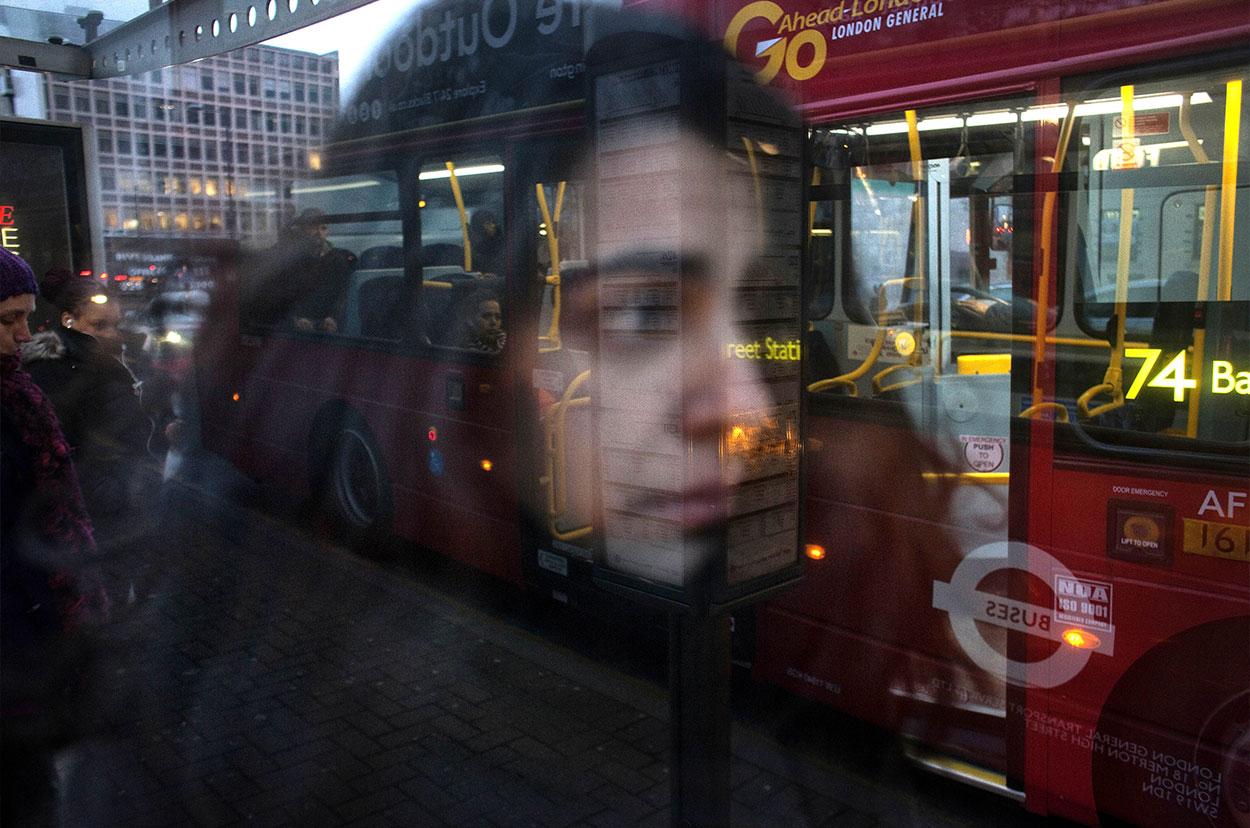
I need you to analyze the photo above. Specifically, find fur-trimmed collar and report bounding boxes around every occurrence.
[20,329,67,363]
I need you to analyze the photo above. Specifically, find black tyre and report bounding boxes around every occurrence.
[318,411,392,545]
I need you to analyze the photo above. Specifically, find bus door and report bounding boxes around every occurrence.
[1022,62,1249,828]
[759,95,1038,790]
[519,157,600,600]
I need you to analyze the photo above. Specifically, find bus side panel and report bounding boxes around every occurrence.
[716,0,1248,120]
[1035,461,1250,827]
[197,313,526,583]
[379,357,523,583]
[757,409,1010,766]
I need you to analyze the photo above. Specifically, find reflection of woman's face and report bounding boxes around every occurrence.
[65,299,122,345]
[474,300,502,336]
[592,133,773,534]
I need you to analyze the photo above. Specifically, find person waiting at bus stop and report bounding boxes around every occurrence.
[1,249,108,828]
[21,277,158,547]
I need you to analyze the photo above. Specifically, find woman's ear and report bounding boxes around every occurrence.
[61,311,74,328]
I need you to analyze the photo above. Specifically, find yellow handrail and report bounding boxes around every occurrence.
[808,277,923,394]
[1217,79,1242,303]
[1032,101,1077,408]
[539,369,592,541]
[943,329,1147,349]
[872,362,923,394]
[1078,86,1136,419]
[537,182,567,353]
[1019,402,1070,422]
[922,472,1010,485]
[1178,95,1217,437]
[906,110,926,325]
[446,161,472,272]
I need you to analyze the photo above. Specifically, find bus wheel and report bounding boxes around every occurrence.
[318,411,392,547]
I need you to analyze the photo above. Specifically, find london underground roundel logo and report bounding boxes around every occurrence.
[932,541,1116,689]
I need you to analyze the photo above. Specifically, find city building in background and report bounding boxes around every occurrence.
[43,44,338,244]
[3,5,340,291]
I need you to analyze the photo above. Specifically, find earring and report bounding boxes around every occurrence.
[65,320,72,327]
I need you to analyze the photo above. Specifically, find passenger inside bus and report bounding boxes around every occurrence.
[455,288,506,354]
[468,210,505,276]
[286,208,359,334]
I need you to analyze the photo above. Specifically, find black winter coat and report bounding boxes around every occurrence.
[22,328,154,521]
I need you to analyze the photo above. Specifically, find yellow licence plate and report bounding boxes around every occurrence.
[1182,518,1250,562]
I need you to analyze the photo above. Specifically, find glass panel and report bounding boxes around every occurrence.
[809,98,1029,399]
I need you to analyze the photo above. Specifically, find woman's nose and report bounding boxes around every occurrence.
[681,331,774,440]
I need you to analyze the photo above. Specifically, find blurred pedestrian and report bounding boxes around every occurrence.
[1,249,107,827]
[22,277,157,545]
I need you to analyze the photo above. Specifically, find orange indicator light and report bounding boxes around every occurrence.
[1062,629,1101,650]
[231,393,240,402]
[805,544,827,560]
[480,459,492,471]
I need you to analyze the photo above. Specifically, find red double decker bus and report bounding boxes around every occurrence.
[725,2,1249,825]
[196,1,1248,824]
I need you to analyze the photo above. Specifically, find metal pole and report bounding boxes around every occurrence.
[669,612,732,828]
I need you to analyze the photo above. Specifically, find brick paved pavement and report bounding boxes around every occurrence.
[49,454,1014,828]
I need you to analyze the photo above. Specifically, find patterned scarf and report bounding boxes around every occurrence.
[2,352,103,630]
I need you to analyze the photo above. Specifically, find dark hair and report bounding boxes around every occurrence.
[49,277,105,315]
[292,207,328,227]
[458,288,500,320]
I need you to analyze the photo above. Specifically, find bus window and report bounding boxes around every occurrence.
[534,180,589,354]
[807,96,1032,399]
[291,172,402,339]
[240,171,401,339]
[418,155,507,351]
[532,179,594,542]
[1064,66,1249,442]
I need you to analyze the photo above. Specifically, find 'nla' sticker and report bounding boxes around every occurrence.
[933,542,1116,689]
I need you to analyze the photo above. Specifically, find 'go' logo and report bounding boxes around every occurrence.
[724,1,827,84]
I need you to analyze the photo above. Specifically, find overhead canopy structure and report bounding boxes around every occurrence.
[0,0,374,78]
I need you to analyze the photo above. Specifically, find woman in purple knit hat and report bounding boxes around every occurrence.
[1,247,107,827]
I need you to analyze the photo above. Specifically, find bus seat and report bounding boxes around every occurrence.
[423,265,473,282]
[359,245,404,270]
[421,243,463,267]
[357,273,406,339]
[341,269,404,338]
